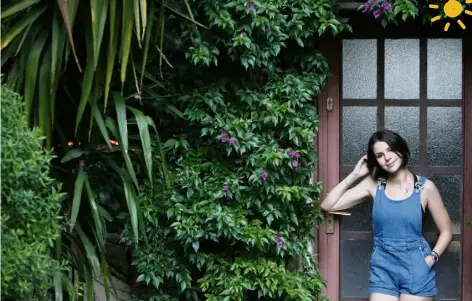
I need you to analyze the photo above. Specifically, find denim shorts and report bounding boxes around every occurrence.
[369,237,438,297]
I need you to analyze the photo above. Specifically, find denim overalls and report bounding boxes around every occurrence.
[369,175,438,297]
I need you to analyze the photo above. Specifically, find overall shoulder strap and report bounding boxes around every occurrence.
[414,175,426,193]
[377,177,387,190]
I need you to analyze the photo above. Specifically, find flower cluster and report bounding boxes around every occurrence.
[288,150,301,168]
[260,171,269,181]
[274,235,284,248]
[222,184,232,200]
[220,131,238,146]
[361,0,393,19]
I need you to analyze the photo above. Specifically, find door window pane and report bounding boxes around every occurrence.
[427,107,462,166]
[342,107,377,165]
[341,240,372,297]
[385,39,420,99]
[342,40,377,99]
[424,175,462,235]
[426,239,461,299]
[340,172,373,231]
[385,107,420,166]
[427,39,462,99]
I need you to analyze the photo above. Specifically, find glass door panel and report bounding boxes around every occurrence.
[339,38,463,300]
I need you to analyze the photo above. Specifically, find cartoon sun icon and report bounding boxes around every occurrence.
[429,0,472,31]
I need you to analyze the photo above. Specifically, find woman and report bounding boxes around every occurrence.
[320,130,452,301]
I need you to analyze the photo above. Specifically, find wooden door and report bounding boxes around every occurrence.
[315,24,472,301]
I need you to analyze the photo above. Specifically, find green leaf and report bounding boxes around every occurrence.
[104,0,120,109]
[90,0,109,69]
[24,29,49,123]
[75,225,101,278]
[57,0,82,72]
[70,170,86,231]
[61,148,85,163]
[1,5,46,50]
[54,271,63,301]
[84,177,105,250]
[75,27,95,134]
[51,7,67,122]
[105,116,139,189]
[133,0,142,47]
[120,0,134,87]
[128,106,153,186]
[1,0,42,18]
[112,92,128,150]
[100,155,140,243]
[140,0,147,40]
[139,4,155,89]
[38,45,52,148]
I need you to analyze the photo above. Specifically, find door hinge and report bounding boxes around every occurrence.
[325,213,334,234]
[326,97,333,112]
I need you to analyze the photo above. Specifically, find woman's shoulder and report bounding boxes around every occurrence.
[361,175,378,198]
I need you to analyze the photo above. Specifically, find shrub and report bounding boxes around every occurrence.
[120,0,349,299]
[1,85,65,300]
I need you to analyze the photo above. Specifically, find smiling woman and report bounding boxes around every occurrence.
[320,129,453,301]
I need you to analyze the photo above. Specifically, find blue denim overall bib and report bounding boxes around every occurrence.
[369,176,438,297]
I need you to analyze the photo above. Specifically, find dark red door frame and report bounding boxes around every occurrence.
[315,34,341,301]
[314,34,472,301]
[462,37,472,301]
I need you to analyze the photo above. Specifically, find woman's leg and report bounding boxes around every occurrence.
[370,293,400,301]
[399,294,433,301]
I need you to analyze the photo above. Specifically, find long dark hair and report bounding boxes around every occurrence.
[366,130,410,179]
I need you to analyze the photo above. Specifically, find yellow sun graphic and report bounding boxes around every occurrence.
[429,0,472,31]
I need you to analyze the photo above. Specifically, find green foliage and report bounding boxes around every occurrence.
[118,0,349,300]
[357,0,472,27]
[1,85,65,300]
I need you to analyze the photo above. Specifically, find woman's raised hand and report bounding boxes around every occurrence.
[352,155,369,179]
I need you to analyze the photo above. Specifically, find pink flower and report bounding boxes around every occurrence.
[362,2,370,13]
[381,2,392,11]
[261,171,269,181]
[229,138,238,146]
[288,150,301,159]
[222,184,229,191]
[221,131,229,142]
[248,2,255,10]
[274,235,284,248]
[373,9,381,18]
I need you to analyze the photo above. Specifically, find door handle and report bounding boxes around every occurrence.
[325,213,334,234]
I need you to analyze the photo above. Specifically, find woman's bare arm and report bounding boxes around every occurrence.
[321,175,375,211]
[320,155,376,212]
[424,179,452,261]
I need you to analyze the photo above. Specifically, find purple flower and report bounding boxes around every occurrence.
[261,171,269,181]
[276,148,281,153]
[373,9,381,18]
[362,2,370,13]
[288,150,301,159]
[248,2,255,10]
[222,184,229,191]
[274,235,284,248]
[292,160,300,168]
[221,131,229,142]
[381,2,392,11]
[229,138,238,146]
[225,193,232,200]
